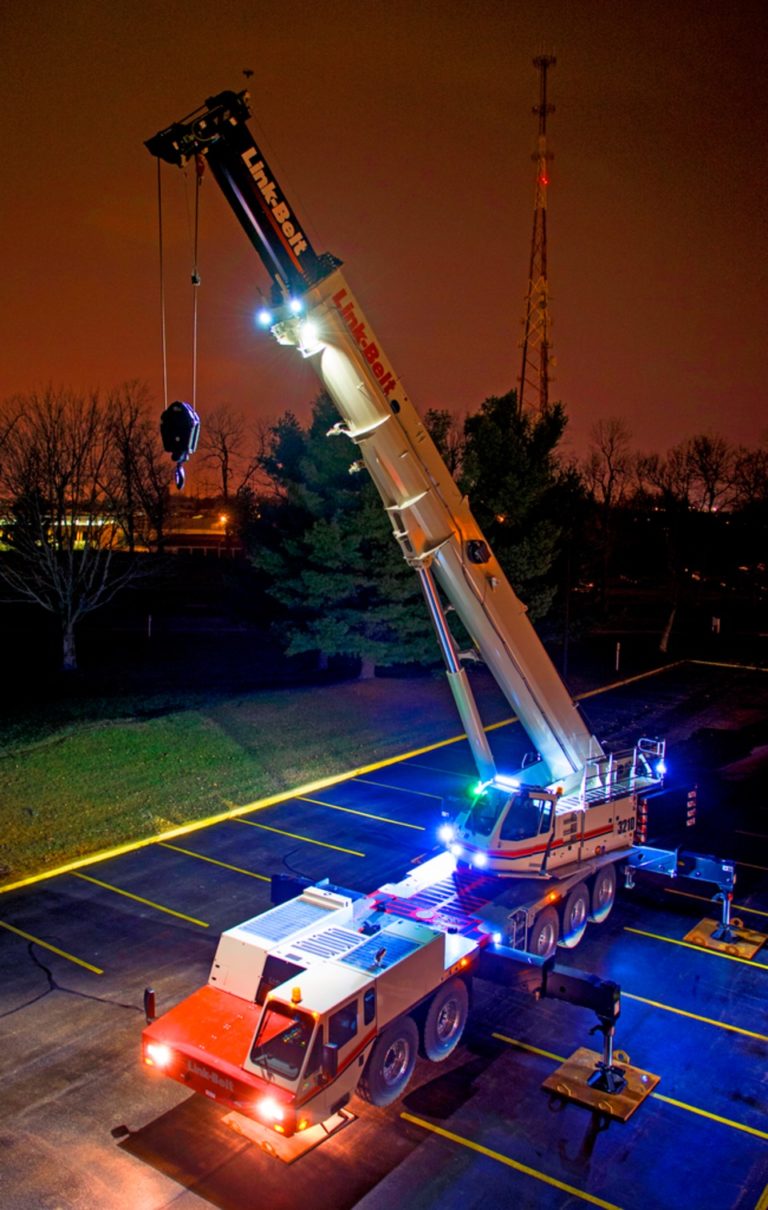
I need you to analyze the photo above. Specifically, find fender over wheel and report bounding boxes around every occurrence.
[358,1015,419,1107]
[589,864,617,923]
[559,882,590,948]
[421,978,469,1062]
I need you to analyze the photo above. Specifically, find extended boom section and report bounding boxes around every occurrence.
[147,89,602,794]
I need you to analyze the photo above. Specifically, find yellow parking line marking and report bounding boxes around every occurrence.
[493,1033,562,1061]
[400,1113,622,1209]
[353,777,442,801]
[159,843,270,881]
[625,926,768,969]
[234,818,365,857]
[407,762,471,780]
[663,886,768,920]
[651,1092,768,1141]
[71,873,209,927]
[0,919,103,974]
[689,658,768,673]
[299,795,424,830]
[493,1034,768,1142]
[622,992,768,1042]
[755,1183,768,1210]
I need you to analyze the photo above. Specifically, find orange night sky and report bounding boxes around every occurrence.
[1,0,766,460]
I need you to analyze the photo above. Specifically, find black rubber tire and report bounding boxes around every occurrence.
[589,864,617,923]
[527,906,559,958]
[358,1016,419,1107]
[421,978,469,1062]
[559,882,590,948]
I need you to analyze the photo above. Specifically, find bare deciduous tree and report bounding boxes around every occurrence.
[0,388,143,671]
[103,381,173,551]
[582,418,634,607]
[199,403,264,499]
[424,408,466,478]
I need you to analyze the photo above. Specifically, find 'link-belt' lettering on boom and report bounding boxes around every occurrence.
[332,288,396,395]
[242,148,308,258]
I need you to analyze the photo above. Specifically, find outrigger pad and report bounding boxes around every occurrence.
[222,1107,356,1163]
[684,917,767,960]
[542,1047,660,1121]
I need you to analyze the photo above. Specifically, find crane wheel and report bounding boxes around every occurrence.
[559,882,589,948]
[588,865,617,923]
[421,978,469,1062]
[527,906,559,959]
[358,1016,419,1107]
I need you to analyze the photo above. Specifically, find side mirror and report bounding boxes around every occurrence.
[144,987,157,1024]
[321,1042,339,1080]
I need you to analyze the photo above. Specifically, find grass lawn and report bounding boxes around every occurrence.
[0,674,512,885]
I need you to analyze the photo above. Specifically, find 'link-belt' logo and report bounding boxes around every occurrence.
[187,1059,235,1092]
[242,148,308,260]
[332,289,396,395]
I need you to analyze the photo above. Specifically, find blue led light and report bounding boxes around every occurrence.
[256,308,273,327]
[289,298,304,314]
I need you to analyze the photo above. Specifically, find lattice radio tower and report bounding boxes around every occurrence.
[518,54,556,417]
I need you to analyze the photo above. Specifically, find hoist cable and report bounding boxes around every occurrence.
[191,158,204,413]
[156,160,169,411]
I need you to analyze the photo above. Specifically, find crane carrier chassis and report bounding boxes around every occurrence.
[143,839,737,1144]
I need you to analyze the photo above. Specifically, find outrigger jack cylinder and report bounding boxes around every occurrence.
[587,1016,627,1096]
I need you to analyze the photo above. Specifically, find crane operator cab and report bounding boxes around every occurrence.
[441,779,565,876]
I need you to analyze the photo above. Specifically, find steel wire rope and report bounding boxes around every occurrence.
[155,160,169,411]
[190,156,204,413]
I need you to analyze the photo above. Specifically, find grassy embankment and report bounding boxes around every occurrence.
[0,676,511,886]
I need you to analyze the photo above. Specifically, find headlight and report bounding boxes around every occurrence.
[438,823,455,844]
[145,1042,172,1068]
[257,1095,285,1123]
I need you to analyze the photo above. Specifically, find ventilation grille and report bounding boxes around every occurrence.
[238,898,330,942]
[341,933,419,972]
[292,927,362,960]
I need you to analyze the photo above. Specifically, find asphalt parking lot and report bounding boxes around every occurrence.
[1,662,766,1210]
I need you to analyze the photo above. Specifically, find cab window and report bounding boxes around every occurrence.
[249,1005,316,1080]
[500,793,544,841]
[329,1000,358,1048]
[363,987,376,1026]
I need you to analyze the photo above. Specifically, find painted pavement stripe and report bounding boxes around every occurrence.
[71,872,209,927]
[622,991,768,1042]
[352,776,443,801]
[158,842,270,880]
[400,1112,623,1210]
[0,919,103,974]
[663,886,768,921]
[493,1034,768,1142]
[299,795,425,830]
[233,817,365,857]
[624,926,768,970]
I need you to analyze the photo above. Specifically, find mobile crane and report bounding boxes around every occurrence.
[142,90,737,1145]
